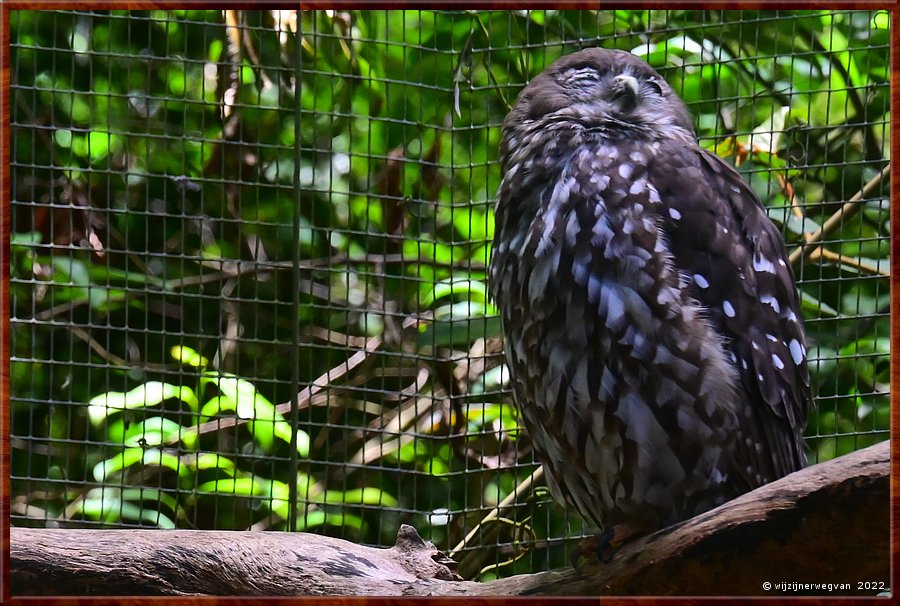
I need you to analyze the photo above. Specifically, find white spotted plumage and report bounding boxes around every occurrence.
[490,48,812,533]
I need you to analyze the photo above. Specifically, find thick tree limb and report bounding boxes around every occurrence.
[10,440,889,597]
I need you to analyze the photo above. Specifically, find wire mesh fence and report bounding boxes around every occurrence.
[9,9,890,580]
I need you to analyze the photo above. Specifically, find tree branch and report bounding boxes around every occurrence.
[10,440,888,597]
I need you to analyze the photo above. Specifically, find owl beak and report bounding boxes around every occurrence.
[611,74,640,110]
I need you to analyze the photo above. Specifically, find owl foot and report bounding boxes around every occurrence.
[572,523,645,568]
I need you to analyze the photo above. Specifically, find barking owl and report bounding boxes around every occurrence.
[488,48,812,541]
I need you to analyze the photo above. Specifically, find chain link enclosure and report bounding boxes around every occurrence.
[9,10,890,580]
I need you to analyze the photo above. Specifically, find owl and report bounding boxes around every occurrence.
[488,48,812,547]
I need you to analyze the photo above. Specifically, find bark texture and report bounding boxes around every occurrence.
[10,440,889,597]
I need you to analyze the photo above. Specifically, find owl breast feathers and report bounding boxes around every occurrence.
[489,48,812,531]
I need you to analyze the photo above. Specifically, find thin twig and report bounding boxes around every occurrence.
[809,247,889,277]
[183,316,426,439]
[304,327,369,349]
[788,163,890,268]
[310,366,424,453]
[449,465,544,559]
[349,386,442,467]
[68,326,151,370]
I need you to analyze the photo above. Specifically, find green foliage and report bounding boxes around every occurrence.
[78,346,390,529]
[10,9,889,577]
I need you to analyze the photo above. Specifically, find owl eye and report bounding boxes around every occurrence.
[562,66,601,87]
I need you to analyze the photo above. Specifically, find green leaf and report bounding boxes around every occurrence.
[93,447,187,482]
[204,375,309,456]
[49,257,101,307]
[426,457,450,476]
[872,10,889,30]
[750,106,790,155]
[799,290,839,319]
[171,345,208,369]
[123,416,198,449]
[295,509,327,531]
[422,278,491,309]
[11,231,43,246]
[418,304,501,348]
[197,477,263,496]
[258,478,292,520]
[188,453,237,475]
[120,488,180,516]
[452,207,492,241]
[87,131,111,162]
[55,129,73,148]
[88,381,199,425]
[781,212,821,236]
[295,510,365,532]
[73,489,175,527]
[469,365,510,396]
[321,487,398,507]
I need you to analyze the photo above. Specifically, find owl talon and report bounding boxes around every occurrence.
[572,526,619,568]
[573,522,650,569]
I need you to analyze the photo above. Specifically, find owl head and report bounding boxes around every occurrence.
[502,48,696,163]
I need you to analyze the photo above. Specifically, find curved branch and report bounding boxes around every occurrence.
[10,441,888,597]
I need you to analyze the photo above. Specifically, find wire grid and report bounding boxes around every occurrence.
[8,9,890,580]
